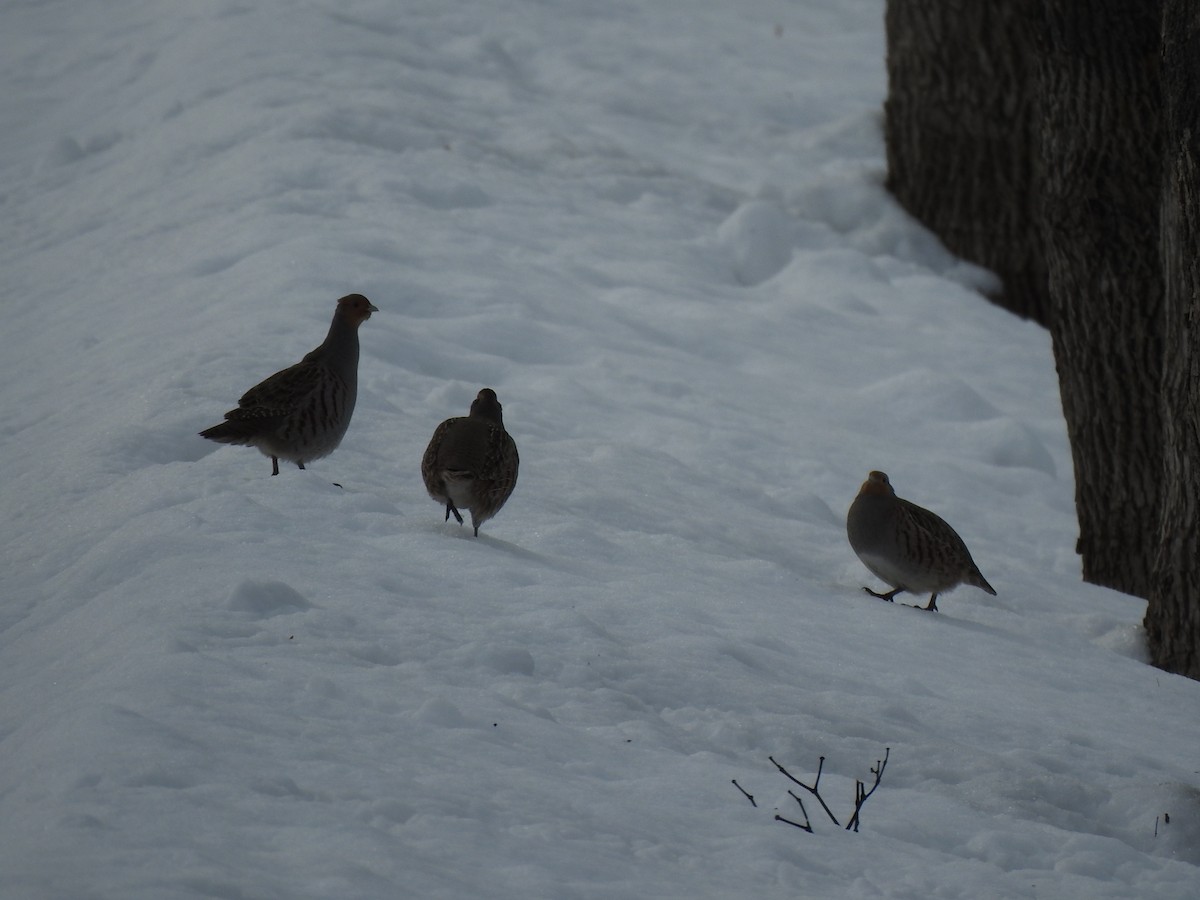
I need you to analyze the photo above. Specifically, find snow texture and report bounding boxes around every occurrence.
[1,1,1197,898]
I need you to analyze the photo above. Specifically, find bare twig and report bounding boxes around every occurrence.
[845,748,889,832]
[774,790,813,832]
[769,755,840,826]
[765,748,890,835]
[731,779,757,808]
[774,813,812,832]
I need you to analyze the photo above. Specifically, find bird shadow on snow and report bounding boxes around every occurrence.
[431,527,602,580]
[858,592,1017,640]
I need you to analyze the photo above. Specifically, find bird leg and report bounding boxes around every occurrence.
[444,501,464,526]
[271,456,280,476]
[920,594,939,612]
[863,586,903,602]
[298,461,306,470]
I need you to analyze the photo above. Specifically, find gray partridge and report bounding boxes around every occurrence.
[421,388,519,536]
[847,470,996,611]
[200,294,377,475]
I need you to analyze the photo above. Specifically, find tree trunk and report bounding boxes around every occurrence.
[883,0,1050,324]
[1147,0,1200,678]
[883,0,1200,677]
[1036,0,1164,599]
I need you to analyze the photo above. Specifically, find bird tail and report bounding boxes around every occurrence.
[970,570,997,596]
[199,419,259,446]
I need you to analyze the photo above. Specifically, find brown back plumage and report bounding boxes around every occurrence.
[200,294,377,475]
[421,388,519,536]
[847,470,995,611]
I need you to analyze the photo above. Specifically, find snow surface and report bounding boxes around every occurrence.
[2,1,1198,898]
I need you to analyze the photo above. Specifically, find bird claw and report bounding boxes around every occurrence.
[902,598,939,612]
[862,586,900,602]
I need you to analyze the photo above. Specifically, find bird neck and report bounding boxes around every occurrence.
[469,398,504,426]
[849,492,897,544]
[320,314,361,373]
[470,408,503,427]
[859,481,893,498]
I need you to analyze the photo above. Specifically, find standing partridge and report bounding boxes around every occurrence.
[421,388,519,536]
[846,470,996,611]
[200,293,378,475]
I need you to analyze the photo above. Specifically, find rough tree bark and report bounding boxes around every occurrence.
[1036,0,1164,599]
[883,0,1200,676]
[883,0,1050,324]
[1147,0,1200,678]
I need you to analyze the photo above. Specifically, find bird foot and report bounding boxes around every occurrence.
[444,503,464,526]
[903,597,940,612]
[862,586,901,603]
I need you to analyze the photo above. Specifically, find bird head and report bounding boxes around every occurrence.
[859,470,895,497]
[336,294,379,325]
[469,388,504,425]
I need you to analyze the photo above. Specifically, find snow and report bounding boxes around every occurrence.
[1,0,1197,897]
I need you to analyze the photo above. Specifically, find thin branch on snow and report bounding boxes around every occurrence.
[731,779,757,808]
[768,787,816,835]
[769,755,840,826]
[774,791,813,832]
[845,748,889,832]
[763,748,890,835]
[1155,812,1170,837]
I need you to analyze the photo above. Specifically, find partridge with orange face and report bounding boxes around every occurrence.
[847,470,995,611]
[200,294,377,475]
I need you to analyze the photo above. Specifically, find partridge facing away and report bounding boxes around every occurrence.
[421,388,519,536]
[846,470,996,612]
[200,294,378,475]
